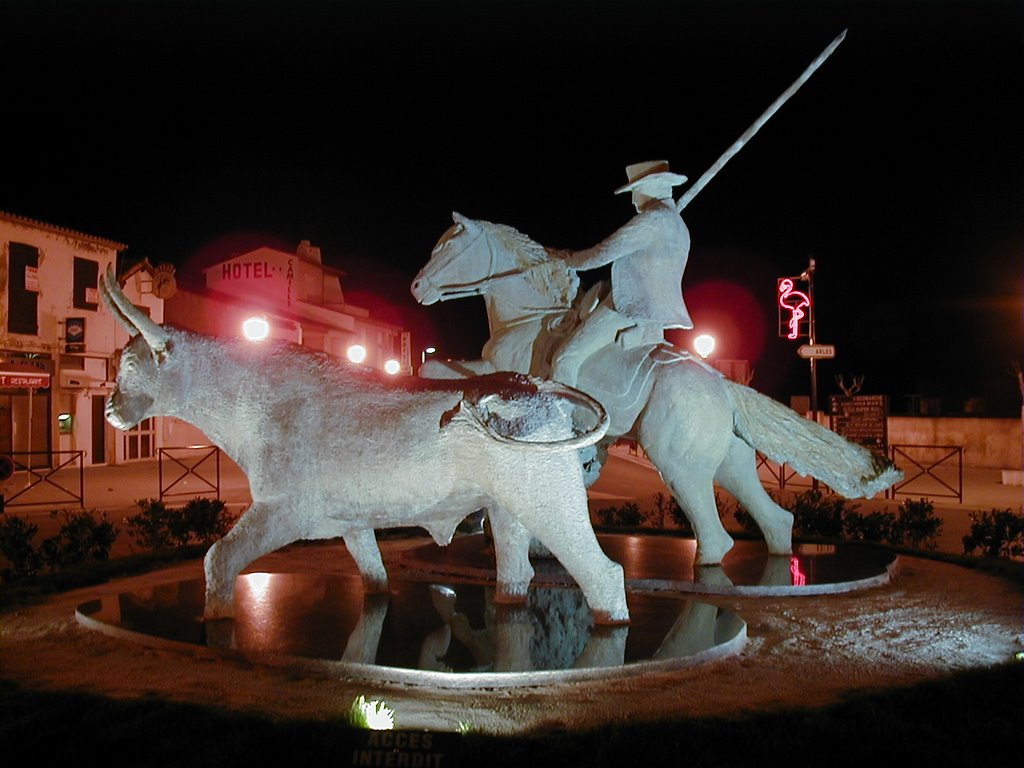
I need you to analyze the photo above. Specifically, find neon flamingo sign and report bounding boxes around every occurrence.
[777,278,811,340]
[789,556,807,587]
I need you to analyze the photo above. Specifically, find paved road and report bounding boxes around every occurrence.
[2,444,1020,558]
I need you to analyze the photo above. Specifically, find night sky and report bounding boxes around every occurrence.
[3,0,1022,415]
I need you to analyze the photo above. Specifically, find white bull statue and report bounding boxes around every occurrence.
[99,267,629,624]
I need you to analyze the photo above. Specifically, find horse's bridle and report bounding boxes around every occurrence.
[430,227,529,300]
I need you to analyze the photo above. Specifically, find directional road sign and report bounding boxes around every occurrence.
[797,344,836,359]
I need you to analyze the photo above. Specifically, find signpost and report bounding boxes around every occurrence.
[797,344,836,360]
[830,394,889,453]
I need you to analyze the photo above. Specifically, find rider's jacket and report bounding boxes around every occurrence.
[566,199,692,329]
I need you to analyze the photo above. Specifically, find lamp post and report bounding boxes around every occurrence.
[694,333,716,360]
[421,346,436,365]
[347,344,367,364]
[242,316,270,342]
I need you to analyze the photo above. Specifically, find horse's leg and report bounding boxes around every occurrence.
[204,499,304,619]
[487,505,535,604]
[637,368,735,565]
[715,437,794,555]
[343,528,389,593]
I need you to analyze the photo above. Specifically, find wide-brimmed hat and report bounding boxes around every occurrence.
[614,160,687,194]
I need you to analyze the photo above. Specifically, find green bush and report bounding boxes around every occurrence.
[791,489,854,538]
[653,491,690,532]
[0,513,41,580]
[962,508,1024,559]
[843,509,897,543]
[125,497,234,549]
[39,509,118,569]
[595,502,645,527]
[891,498,943,549]
[1,508,118,581]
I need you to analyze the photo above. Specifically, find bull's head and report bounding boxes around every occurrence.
[99,266,173,430]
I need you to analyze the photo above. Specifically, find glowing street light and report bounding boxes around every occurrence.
[694,333,716,359]
[347,344,368,364]
[421,346,436,364]
[383,359,402,375]
[242,316,271,342]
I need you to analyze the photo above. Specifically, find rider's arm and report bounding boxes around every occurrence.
[561,211,649,271]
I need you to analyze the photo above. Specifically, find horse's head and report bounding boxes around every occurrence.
[411,212,499,305]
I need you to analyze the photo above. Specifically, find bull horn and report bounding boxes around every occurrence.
[100,265,170,353]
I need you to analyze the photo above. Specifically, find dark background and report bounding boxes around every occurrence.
[3,0,1021,414]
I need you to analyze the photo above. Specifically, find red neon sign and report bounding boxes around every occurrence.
[789,556,807,587]
[777,278,810,340]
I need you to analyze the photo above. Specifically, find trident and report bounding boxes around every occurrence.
[676,29,847,213]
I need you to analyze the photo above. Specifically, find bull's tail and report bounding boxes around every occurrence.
[725,380,902,498]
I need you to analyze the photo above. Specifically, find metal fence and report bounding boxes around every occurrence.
[158,446,222,502]
[886,444,963,503]
[1,451,85,508]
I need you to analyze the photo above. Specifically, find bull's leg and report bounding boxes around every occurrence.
[715,438,793,555]
[507,462,628,624]
[487,506,534,604]
[343,528,389,593]
[203,500,302,619]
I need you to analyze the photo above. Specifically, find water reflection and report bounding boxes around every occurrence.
[78,574,744,675]
[403,534,897,595]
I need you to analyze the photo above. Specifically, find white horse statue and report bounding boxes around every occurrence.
[411,213,903,565]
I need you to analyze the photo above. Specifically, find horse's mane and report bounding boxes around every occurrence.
[478,220,579,306]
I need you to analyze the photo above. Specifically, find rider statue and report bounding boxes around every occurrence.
[549,160,694,388]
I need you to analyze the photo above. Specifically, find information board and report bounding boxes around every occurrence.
[829,394,888,453]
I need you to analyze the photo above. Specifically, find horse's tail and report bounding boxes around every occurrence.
[725,380,902,498]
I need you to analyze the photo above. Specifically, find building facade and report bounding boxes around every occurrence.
[164,239,410,370]
[0,211,165,468]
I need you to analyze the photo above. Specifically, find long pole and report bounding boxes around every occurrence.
[804,257,818,491]
[676,30,847,213]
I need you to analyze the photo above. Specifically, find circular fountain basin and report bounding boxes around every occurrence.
[77,573,745,688]
[399,533,899,596]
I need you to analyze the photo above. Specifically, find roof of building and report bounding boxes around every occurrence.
[0,209,128,251]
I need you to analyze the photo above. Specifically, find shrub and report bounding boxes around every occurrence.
[39,509,118,569]
[178,497,234,545]
[595,502,645,527]
[124,499,176,548]
[654,492,690,532]
[891,498,943,549]
[0,513,41,581]
[962,508,1024,559]
[125,497,234,549]
[791,489,855,538]
[843,509,897,543]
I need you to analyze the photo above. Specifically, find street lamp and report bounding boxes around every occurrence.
[383,359,401,375]
[694,333,715,359]
[421,346,436,364]
[242,316,270,342]
[347,344,368,364]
